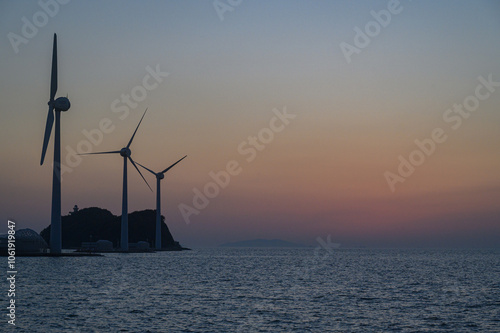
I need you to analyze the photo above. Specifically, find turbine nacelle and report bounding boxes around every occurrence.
[40,33,69,254]
[137,155,187,180]
[78,109,152,193]
[51,96,71,111]
[120,147,131,157]
[135,155,187,251]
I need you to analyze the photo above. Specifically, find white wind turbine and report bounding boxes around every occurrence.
[80,109,152,251]
[40,33,71,254]
[137,155,187,250]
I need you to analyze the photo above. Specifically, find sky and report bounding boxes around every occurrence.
[0,0,499,248]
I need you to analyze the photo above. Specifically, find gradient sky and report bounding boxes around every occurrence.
[1,0,499,247]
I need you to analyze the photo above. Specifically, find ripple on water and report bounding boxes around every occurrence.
[8,248,500,332]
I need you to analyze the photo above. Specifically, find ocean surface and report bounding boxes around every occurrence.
[4,248,500,332]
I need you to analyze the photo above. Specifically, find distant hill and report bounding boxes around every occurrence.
[220,239,308,248]
[40,207,185,250]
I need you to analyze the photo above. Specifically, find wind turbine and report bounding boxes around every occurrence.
[41,33,71,254]
[137,155,187,250]
[80,109,152,251]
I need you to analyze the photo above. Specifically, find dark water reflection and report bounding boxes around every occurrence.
[8,248,500,332]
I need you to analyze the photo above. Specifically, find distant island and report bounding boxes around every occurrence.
[220,239,309,248]
[40,206,187,251]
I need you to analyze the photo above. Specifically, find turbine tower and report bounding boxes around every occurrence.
[81,109,151,251]
[137,155,187,250]
[41,33,71,254]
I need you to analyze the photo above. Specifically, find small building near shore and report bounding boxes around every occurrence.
[130,241,151,250]
[80,240,113,252]
[0,228,48,254]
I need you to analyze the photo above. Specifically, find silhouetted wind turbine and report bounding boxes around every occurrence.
[41,33,71,254]
[137,155,186,250]
[80,109,152,251]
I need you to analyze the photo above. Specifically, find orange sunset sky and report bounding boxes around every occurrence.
[1,0,499,247]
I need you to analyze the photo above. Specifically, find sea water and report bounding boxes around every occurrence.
[5,248,500,332]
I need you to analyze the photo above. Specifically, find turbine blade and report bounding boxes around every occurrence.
[126,108,147,149]
[135,161,157,176]
[40,105,55,165]
[129,157,153,192]
[50,33,57,101]
[161,155,187,174]
[78,150,121,156]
